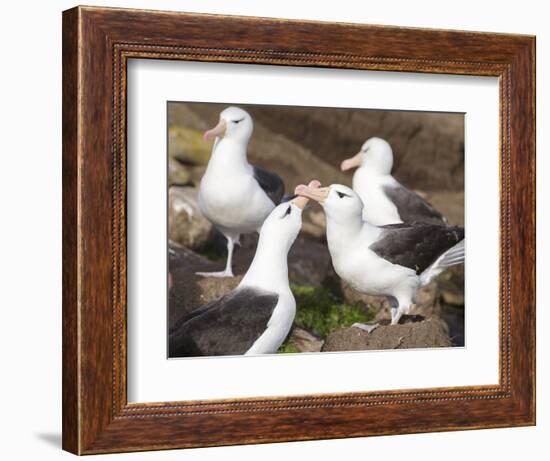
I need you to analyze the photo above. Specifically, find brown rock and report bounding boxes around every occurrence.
[227,234,334,286]
[410,282,441,318]
[322,317,452,352]
[437,265,465,306]
[288,237,332,286]
[289,327,324,353]
[300,208,326,240]
[427,190,464,226]
[168,244,242,328]
[168,186,212,250]
[440,287,465,306]
[245,106,464,192]
[168,157,192,185]
[340,280,391,318]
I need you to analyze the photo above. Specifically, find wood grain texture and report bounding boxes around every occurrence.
[62,5,536,455]
[61,7,79,454]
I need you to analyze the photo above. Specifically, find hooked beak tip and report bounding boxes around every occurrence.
[340,159,355,172]
[341,152,362,172]
[293,180,323,208]
[295,181,328,205]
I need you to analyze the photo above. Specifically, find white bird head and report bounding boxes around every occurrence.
[239,180,320,293]
[295,183,364,225]
[340,137,394,175]
[259,181,320,252]
[203,106,253,144]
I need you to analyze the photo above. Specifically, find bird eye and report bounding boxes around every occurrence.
[284,206,292,217]
[232,117,245,124]
[336,191,349,199]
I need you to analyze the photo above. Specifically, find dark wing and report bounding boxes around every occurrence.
[252,165,285,205]
[383,184,447,225]
[370,224,464,274]
[169,287,279,357]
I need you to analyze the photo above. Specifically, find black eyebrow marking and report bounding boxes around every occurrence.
[337,191,351,198]
[232,117,245,123]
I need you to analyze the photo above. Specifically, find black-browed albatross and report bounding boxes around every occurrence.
[295,183,464,325]
[169,182,319,357]
[341,137,447,226]
[197,106,284,277]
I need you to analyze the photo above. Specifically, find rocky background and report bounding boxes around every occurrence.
[168,102,465,354]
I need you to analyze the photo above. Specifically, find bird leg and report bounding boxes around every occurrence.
[388,296,399,325]
[391,304,411,325]
[196,235,236,278]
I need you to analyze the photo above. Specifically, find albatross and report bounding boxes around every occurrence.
[295,183,464,325]
[169,182,319,357]
[197,106,284,277]
[341,137,447,225]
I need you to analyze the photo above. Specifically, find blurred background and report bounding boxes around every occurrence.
[168,102,464,354]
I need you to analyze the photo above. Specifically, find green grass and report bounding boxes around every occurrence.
[277,285,374,353]
[292,285,373,337]
[277,340,301,354]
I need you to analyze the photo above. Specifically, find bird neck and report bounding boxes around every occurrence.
[239,234,290,294]
[354,166,390,183]
[327,216,363,242]
[207,137,250,173]
[325,212,374,251]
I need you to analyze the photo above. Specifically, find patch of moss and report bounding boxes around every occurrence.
[277,339,300,354]
[291,285,373,338]
[168,126,212,165]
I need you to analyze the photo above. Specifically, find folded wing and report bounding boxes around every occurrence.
[169,288,279,357]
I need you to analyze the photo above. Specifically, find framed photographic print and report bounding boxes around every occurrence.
[62,6,535,455]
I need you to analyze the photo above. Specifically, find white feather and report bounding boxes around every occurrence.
[419,239,465,286]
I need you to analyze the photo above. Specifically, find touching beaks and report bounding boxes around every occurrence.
[340,151,363,171]
[295,181,329,205]
[203,118,227,141]
[291,180,322,209]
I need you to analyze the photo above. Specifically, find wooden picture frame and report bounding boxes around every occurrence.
[62,5,535,455]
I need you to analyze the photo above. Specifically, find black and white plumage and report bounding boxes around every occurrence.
[169,288,279,357]
[197,106,285,278]
[370,223,464,276]
[295,183,464,325]
[253,165,285,205]
[169,192,314,357]
[341,137,447,225]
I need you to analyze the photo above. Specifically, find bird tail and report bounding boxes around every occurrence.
[420,239,464,286]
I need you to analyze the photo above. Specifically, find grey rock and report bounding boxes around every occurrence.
[168,186,212,250]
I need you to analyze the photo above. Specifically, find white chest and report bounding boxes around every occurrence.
[328,233,413,297]
[245,291,296,355]
[198,160,274,233]
[353,170,402,225]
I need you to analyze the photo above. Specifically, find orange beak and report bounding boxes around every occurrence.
[295,181,330,205]
[292,180,321,209]
[340,152,363,171]
[203,119,227,141]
